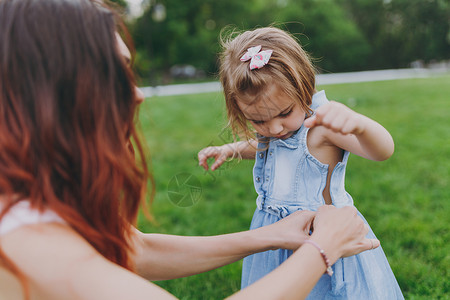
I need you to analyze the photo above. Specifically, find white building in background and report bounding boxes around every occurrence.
[125,0,165,21]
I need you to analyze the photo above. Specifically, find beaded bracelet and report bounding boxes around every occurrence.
[304,240,334,276]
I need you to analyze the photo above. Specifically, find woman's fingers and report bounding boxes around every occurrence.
[367,238,380,250]
[266,210,316,250]
[311,205,380,260]
[341,238,380,257]
[289,210,316,233]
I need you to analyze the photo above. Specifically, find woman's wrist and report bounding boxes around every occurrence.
[303,240,333,276]
[248,226,283,251]
[308,232,341,265]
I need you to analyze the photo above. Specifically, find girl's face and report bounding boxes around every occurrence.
[116,33,145,104]
[237,85,306,139]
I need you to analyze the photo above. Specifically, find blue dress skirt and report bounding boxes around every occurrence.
[241,209,404,299]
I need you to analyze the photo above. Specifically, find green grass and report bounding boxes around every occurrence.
[137,74,450,299]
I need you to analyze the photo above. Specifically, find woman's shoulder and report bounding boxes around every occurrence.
[0,220,105,299]
[0,220,174,300]
[0,220,95,265]
[0,199,65,237]
[0,197,92,298]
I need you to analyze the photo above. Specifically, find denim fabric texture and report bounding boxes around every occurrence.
[241,91,404,299]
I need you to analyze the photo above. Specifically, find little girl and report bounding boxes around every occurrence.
[198,27,404,299]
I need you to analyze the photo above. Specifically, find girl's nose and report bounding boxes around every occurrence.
[135,86,145,104]
[268,120,283,136]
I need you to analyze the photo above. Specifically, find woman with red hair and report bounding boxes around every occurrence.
[0,0,377,299]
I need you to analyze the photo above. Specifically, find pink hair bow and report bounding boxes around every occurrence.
[240,45,273,70]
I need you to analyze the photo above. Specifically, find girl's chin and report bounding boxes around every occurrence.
[275,132,293,139]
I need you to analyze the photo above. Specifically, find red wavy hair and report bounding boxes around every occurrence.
[0,0,153,297]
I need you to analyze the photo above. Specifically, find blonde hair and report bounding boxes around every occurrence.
[219,26,316,140]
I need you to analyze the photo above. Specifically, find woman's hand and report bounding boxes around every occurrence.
[260,210,316,250]
[310,205,379,263]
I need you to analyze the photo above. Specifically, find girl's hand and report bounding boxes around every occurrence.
[304,101,365,135]
[198,145,233,171]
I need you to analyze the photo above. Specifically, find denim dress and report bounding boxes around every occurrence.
[241,91,404,299]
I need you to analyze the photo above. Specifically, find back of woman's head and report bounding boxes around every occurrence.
[220,27,316,139]
[0,0,148,271]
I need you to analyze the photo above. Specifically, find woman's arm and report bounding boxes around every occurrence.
[198,139,258,171]
[304,101,394,161]
[0,206,377,300]
[132,210,315,280]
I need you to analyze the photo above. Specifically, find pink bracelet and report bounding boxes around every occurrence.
[304,240,334,276]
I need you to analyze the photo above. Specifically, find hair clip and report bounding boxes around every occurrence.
[240,45,273,70]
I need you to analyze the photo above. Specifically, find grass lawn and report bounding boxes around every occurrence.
[137,74,450,299]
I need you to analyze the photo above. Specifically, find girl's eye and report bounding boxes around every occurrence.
[252,120,265,125]
[279,109,293,118]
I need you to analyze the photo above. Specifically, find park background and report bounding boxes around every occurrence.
[114,0,449,298]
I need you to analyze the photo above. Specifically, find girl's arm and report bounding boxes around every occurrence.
[198,139,258,171]
[304,101,394,161]
[132,209,315,281]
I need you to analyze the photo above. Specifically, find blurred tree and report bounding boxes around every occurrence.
[338,0,450,69]
[109,0,128,9]
[130,0,450,83]
[107,0,129,17]
[131,0,370,82]
[131,0,258,84]
[269,0,371,72]
[387,0,450,66]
